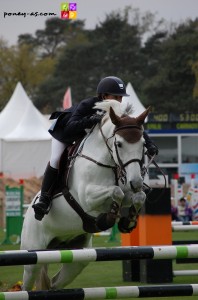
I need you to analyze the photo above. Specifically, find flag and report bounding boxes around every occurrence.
[63,87,72,109]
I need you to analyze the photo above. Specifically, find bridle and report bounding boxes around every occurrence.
[62,119,165,233]
[76,123,143,186]
[113,125,143,184]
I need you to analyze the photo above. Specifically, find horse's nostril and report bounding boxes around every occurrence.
[130,179,143,192]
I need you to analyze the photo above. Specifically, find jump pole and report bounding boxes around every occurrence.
[0,284,198,299]
[172,225,198,231]
[1,245,198,266]
[172,221,198,225]
[173,270,198,276]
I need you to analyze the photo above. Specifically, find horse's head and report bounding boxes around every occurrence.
[110,105,150,191]
[94,100,150,192]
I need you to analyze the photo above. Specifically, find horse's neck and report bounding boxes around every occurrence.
[82,121,114,162]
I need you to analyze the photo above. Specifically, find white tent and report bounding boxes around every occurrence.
[0,82,52,179]
[0,82,32,138]
[5,101,51,141]
[122,82,147,119]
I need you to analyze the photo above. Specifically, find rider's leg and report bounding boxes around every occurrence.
[32,138,67,221]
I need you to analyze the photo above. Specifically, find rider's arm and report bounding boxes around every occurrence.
[63,97,101,137]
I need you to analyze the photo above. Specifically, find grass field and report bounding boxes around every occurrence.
[0,229,198,299]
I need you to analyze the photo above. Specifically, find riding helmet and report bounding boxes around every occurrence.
[97,76,129,97]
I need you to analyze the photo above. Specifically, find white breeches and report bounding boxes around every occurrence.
[50,137,67,169]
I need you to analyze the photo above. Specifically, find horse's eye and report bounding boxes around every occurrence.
[116,141,122,148]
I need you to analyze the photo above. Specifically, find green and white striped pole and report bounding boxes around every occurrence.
[1,245,198,266]
[0,284,198,299]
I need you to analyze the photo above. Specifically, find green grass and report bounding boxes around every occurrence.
[0,229,198,299]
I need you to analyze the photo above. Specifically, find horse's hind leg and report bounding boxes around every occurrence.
[51,261,89,289]
[22,265,42,291]
[35,265,50,290]
[51,233,92,289]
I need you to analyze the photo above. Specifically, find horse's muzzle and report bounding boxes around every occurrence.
[129,178,143,193]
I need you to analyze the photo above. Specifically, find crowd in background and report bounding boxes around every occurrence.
[171,197,194,221]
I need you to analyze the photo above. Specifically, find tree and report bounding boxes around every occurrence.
[18,18,85,58]
[0,41,55,110]
[0,39,18,109]
[142,19,198,113]
[191,59,198,100]
[2,9,197,114]
[34,9,148,111]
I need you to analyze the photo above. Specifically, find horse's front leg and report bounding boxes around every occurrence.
[85,185,125,231]
[118,190,146,233]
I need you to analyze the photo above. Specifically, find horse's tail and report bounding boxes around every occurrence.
[35,265,51,290]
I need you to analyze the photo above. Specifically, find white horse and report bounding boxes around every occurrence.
[21,100,150,291]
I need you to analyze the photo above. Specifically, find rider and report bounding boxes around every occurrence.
[33,76,158,221]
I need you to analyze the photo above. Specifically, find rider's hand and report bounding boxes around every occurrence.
[83,114,103,129]
[89,114,103,124]
[146,144,159,156]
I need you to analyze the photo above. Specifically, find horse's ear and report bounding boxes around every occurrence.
[109,106,121,126]
[136,106,151,125]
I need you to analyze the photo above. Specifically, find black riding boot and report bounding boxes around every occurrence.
[32,164,58,221]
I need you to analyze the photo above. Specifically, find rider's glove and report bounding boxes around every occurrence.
[83,114,103,129]
[89,114,103,124]
[146,144,159,156]
[143,131,158,156]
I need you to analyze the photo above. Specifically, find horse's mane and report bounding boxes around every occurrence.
[94,100,122,116]
[121,102,134,116]
[94,100,134,120]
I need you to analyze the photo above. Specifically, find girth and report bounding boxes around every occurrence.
[62,187,102,233]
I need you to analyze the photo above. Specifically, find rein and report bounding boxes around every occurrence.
[142,152,167,203]
[77,124,144,186]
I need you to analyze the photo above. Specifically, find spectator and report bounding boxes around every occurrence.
[171,198,178,221]
[177,197,193,221]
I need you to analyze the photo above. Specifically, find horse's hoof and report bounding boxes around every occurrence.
[118,217,137,233]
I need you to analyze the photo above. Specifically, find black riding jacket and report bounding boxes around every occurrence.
[48,96,157,152]
[49,96,101,144]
